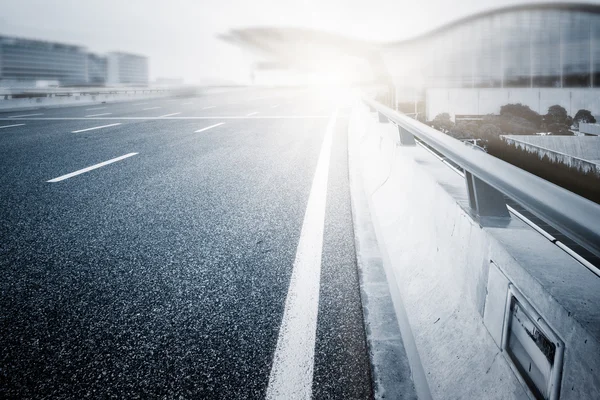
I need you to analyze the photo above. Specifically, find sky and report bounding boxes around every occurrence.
[0,0,594,84]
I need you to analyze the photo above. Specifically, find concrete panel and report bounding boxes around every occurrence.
[483,261,510,348]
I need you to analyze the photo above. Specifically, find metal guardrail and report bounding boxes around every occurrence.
[0,87,174,99]
[364,97,600,265]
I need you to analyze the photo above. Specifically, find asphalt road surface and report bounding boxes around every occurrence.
[0,88,373,399]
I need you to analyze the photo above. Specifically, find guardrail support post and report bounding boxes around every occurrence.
[397,126,416,146]
[378,112,389,123]
[465,172,510,219]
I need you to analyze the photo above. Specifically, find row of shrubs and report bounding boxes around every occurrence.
[428,103,596,141]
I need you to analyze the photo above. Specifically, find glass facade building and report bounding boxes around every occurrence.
[107,52,149,86]
[0,36,87,85]
[384,4,600,93]
[0,35,148,87]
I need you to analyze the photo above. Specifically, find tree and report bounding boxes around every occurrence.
[573,109,597,129]
[429,113,454,133]
[449,121,478,139]
[500,103,542,128]
[478,124,502,141]
[544,105,571,135]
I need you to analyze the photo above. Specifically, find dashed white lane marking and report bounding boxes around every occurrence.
[194,122,225,133]
[8,113,43,118]
[266,109,338,400]
[132,102,148,106]
[72,123,122,133]
[0,123,25,129]
[246,112,259,116]
[182,102,193,105]
[47,153,138,183]
[86,107,106,111]
[85,113,112,117]
[202,106,216,110]
[142,107,161,111]
[159,112,182,117]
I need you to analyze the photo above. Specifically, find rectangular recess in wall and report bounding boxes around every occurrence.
[502,285,564,400]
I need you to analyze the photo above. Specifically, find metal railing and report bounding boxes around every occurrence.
[364,97,600,269]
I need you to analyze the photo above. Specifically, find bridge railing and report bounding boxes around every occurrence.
[363,97,600,273]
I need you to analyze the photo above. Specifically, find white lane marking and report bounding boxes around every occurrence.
[194,122,225,133]
[0,123,26,129]
[85,107,106,111]
[271,105,279,108]
[8,113,43,118]
[132,102,148,106]
[159,112,181,117]
[202,106,216,110]
[266,109,338,400]
[72,123,122,133]
[47,153,138,183]
[85,112,112,117]
[182,102,193,105]
[143,107,161,111]
[246,112,259,116]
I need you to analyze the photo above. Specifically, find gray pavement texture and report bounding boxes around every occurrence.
[0,89,373,399]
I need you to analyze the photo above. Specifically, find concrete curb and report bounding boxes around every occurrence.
[348,103,418,400]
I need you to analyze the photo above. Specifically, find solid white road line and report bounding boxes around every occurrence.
[194,122,225,133]
[246,112,259,116]
[266,109,338,400]
[85,107,106,111]
[8,113,43,118]
[202,106,216,110]
[143,107,161,111]
[47,153,138,183]
[85,113,112,117]
[72,123,122,133]
[159,112,181,117]
[0,123,25,129]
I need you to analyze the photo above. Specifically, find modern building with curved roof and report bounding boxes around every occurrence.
[381,2,600,119]
[222,3,600,118]
[386,3,600,89]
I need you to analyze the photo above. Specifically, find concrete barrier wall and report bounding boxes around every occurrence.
[349,103,600,399]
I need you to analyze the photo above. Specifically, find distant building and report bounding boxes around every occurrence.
[107,52,148,86]
[0,36,87,86]
[580,123,600,136]
[86,53,108,85]
[0,35,148,87]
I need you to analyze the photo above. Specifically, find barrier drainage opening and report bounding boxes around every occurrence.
[503,287,564,400]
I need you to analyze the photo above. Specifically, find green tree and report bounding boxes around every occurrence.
[478,124,502,141]
[573,109,597,128]
[500,103,542,128]
[544,105,571,135]
[429,113,454,133]
[449,121,478,139]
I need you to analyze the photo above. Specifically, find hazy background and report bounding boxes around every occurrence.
[0,0,592,84]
